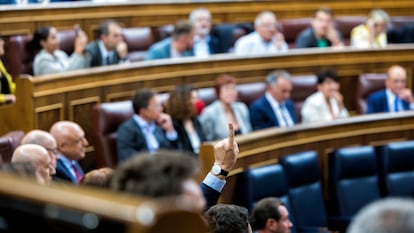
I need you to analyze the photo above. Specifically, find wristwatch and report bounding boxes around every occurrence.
[211,165,229,177]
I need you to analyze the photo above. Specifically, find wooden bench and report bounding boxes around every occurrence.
[1,45,414,171]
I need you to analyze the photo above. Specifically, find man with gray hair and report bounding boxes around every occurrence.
[21,129,58,176]
[189,7,224,57]
[347,198,414,233]
[234,11,288,55]
[249,70,297,130]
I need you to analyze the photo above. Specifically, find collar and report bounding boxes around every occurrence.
[194,34,211,43]
[98,40,110,58]
[133,114,155,130]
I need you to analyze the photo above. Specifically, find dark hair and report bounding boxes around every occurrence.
[32,26,52,50]
[98,20,120,37]
[110,150,198,198]
[250,197,283,230]
[315,7,333,18]
[204,204,250,233]
[214,74,237,97]
[165,84,196,121]
[316,68,339,84]
[132,88,156,114]
[172,20,194,40]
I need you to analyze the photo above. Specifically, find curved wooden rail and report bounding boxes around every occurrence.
[199,111,414,203]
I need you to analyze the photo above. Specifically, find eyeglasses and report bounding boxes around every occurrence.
[45,147,59,155]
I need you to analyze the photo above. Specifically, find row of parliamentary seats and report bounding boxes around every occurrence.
[233,141,414,233]
[2,11,414,78]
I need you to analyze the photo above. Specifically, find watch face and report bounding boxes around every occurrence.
[212,165,221,175]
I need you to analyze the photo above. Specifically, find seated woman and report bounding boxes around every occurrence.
[199,74,252,141]
[0,37,15,105]
[301,69,349,123]
[32,26,90,75]
[351,9,390,48]
[165,84,206,155]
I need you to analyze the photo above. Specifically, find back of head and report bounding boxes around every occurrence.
[250,197,282,230]
[172,20,194,40]
[21,129,55,148]
[347,198,414,233]
[81,167,113,188]
[204,204,250,233]
[11,144,50,184]
[165,84,196,121]
[110,150,198,198]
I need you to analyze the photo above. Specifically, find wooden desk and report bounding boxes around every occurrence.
[0,0,413,38]
[198,111,414,203]
[0,174,208,232]
[1,45,414,171]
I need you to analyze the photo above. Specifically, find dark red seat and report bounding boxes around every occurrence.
[356,73,387,114]
[122,27,155,62]
[0,130,24,163]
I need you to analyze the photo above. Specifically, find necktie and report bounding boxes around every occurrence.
[144,124,159,153]
[71,162,83,183]
[394,96,400,112]
[106,55,111,65]
[279,103,291,127]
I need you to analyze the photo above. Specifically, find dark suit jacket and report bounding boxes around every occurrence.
[206,35,226,54]
[86,40,121,67]
[367,90,410,113]
[53,158,84,184]
[145,38,194,60]
[116,118,178,162]
[173,118,206,155]
[249,96,297,130]
[201,182,221,210]
[296,27,343,48]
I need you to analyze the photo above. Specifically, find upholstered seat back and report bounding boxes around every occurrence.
[290,75,317,122]
[356,73,387,114]
[329,146,381,216]
[0,131,24,163]
[122,27,154,62]
[91,101,133,168]
[377,141,414,197]
[280,151,327,228]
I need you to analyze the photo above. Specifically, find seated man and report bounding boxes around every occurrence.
[86,20,129,67]
[21,129,58,176]
[250,197,293,233]
[189,7,225,57]
[367,65,414,113]
[234,11,287,55]
[249,70,297,130]
[204,204,251,233]
[111,123,238,212]
[116,88,178,162]
[145,20,194,60]
[296,7,344,48]
[50,121,89,184]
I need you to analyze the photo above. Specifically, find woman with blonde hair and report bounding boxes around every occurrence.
[351,9,390,48]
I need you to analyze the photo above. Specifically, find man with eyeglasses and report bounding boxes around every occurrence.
[234,11,288,55]
[116,88,178,163]
[50,121,89,184]
[21,129,58,176]
[367,65,414,113]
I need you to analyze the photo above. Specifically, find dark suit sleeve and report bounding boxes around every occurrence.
[200,182,221,210]
[116,121,143,163]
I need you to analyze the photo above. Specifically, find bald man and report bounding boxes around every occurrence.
[50,121,89,184]
[21,129,58,175]
[11,144,51,185]
[367,65,414,113]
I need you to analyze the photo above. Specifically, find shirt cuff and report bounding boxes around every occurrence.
[166,130,178,141]
[202,172,226,192]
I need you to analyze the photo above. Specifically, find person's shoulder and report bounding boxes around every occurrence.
[368,89,386,100]
[86,40,99,51]
[149,38,171,50]
[298,27,313,38]
[117,118,137,132]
